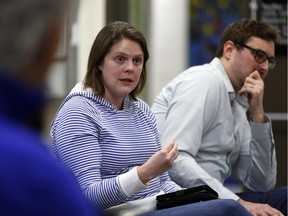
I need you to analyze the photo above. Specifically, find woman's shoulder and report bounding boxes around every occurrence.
[58,94,97,115]
[51,92,104,129]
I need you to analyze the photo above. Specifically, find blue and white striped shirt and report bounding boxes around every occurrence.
[50,83,181,210]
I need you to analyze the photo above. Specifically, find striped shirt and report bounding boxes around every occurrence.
[50,83,181,211]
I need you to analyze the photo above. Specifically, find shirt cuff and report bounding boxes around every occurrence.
[118,166,148,197]
[218,186,240,201]
[250,115,272,140]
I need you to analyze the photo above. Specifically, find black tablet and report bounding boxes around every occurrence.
[156,185,219,210]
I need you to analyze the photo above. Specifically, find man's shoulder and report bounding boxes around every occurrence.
[0,120,96,215]
[173,64,224,94]
[169,64,219,89]
[0,118,78,185]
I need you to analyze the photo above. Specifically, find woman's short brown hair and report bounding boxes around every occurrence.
[215,19,279,57]
[83,21,149,101]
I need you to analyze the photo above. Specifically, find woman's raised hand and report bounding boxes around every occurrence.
[137,142,178,185]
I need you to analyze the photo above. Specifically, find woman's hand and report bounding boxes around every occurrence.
[137,142,178,185]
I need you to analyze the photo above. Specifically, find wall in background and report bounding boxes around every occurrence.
[44,0,287,188]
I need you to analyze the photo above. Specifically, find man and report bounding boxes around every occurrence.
[151,19,287,216]
[0,0,102,215]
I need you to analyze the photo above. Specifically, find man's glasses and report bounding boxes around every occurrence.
[235,42,277,70]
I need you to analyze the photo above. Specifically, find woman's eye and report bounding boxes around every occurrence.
[116,56,125,62]
[133,58,142,65]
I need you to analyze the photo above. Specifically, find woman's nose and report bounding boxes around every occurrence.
[125,60,134,72]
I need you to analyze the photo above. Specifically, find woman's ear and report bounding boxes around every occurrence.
[98,64,102,71]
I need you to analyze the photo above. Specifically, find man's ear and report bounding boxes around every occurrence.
[23,18,64,85]
[222,40,236,60]
[39,18,63,70]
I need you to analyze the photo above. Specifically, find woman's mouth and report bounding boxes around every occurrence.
[120,78,132,83]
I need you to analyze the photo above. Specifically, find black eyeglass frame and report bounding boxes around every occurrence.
[235,42,277,70]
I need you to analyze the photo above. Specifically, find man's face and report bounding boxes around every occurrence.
[232,36,275,90]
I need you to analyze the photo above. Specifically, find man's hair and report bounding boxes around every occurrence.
[215,18,279,57]
[0,0,68,73]
[83,21,150,100]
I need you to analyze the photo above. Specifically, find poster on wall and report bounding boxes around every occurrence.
[258,0,287,55]
[189,0,250,66]
[189,0,287,66]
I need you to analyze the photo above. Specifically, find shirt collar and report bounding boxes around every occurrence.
[210,58,248,108]
[210,58,235,101]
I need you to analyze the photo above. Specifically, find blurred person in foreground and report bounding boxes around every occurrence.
[151,18,287,216]
[0,0,102,215]
[50,21,254,216]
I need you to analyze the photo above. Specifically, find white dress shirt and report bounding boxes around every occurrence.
[151,58,276,200]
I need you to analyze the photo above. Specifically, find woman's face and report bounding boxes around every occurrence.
[99,38,144,109]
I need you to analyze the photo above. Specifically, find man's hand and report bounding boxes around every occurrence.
[238,71,265,123]
[238,198,283,216]
[137,142,178,184]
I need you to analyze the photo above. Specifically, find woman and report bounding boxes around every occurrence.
[50,21,252,216]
